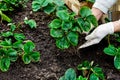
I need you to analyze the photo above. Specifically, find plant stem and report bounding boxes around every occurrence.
[107,35,110,45]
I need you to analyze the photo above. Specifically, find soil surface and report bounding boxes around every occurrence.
[0,0,120,80]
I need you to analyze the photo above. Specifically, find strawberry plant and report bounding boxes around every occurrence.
[0,0,29,22]
[104,45,120,69]
[49,10,80,49]
[59,68,87,80]
[0,23,40,72]
[49,6,98,49]
[77,61,105,80]
[77,6,98,32]
[59,61,104,80]
[32,0,67,14]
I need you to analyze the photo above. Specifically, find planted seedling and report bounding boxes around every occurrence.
[77,61,105,80]
[104,45,120,69]
[59,68,87,80]
[49,10,81,49]
[0,23,40,72]
[59,60,104,80]
[32,0,67,14]
[49,6,97,49]
[77,6,98,32]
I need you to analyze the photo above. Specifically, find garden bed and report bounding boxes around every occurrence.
[0,0,120,80]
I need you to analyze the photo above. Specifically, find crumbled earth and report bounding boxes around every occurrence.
[0,0,120,80]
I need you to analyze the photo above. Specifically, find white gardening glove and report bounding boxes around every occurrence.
[78,22,114,49]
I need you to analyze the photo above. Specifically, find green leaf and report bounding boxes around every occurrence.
[53,0,65,6]
[56,37,70,49]
[30,52,40,62]
[67,32,78,46]
[79,6,92,17]
[0,11,11,22]
[44,3,56,14]
[0,49,6,56]
[61,21,72,31]
[49,19,61,29]
[64,68,76,80]
[57,5,68,11]
[42,0,53,7]
[32,0,44,11]
[87,0,95,3]
[59,76,65,80]
[9,23,16,32]
[0,57,10,72]
[92,67,105,79]
[77,18,91,32]
[13,41,23,49]
[77,61,91,70]
[24,19,37,28]
[0,39,12,47]
[1,31,13,37]
[24,41,35,53]
[77,76,87,80]
[86,15,98,27]
[72,26,82,33]
[103,45,117,56]
[50,29,64,38]
[7,48,18,62]
[114,55,120,69]
[22,53,31,64]
[56,10,69,21]
[90,73,99,80]
[14,33,25,41]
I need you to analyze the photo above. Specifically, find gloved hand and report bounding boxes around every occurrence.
[78,22,114,49]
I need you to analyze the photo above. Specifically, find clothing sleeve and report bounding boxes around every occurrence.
[93,0,117,13]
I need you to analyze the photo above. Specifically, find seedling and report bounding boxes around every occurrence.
[104,45,120,69]
[59,61,104,80]
[0,23,40,72]
[77,6,98,32]
[32,0,67,14]
[49,10,81,49]
[49,6,98,49]
[77,61,105,80]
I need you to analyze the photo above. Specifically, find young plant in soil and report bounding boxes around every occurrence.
[49,6,98,49]
[49,10,80,49]
[77,6,98,32]
[0,0,28,22]
[104,45,120,69]
[0,23,40,72]
[59,61,105,80]
[32,0,67,14]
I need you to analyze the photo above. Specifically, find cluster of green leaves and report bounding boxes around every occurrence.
[0,0,29,22]
[59,61,105,80]
[59,68,87,80]
[32,0,67,14]
[0,23,40,72]
[77,61,105,80]
[104,45,120,69]
[77,7,98,32]
[49,6,98,49]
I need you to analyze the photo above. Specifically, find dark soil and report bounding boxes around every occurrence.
[0,0,120,80]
